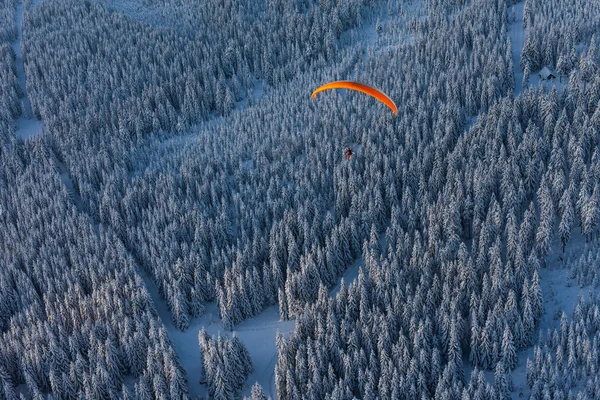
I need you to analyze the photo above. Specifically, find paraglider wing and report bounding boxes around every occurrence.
[311,81,397,114]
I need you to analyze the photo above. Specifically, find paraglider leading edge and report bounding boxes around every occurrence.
[311,81,398,115]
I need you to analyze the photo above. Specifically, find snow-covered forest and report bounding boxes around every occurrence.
[0,0,20,142]
[1,0,599,398]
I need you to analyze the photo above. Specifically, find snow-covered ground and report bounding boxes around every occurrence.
[508,1,525,95]
[330,255,364,297]
[331,228,388,296]
[14,117,43,140]
[236,80,264,109]
[525,70,568,93]
[12,0,43,140]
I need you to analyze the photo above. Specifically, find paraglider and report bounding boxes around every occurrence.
[311,81,398,115]
[311,81,397,160]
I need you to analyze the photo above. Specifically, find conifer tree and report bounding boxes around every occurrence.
[501,325,518,371]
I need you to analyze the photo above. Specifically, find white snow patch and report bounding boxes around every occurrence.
[14,384,28,398]
[14,116,43,140]
[252,80,264,101]
[525,69,568,93]
[123,375,137,394]
[236,306,295,400]
[158,131,198,150]
[575,43,588,55]
[465,115,478,132]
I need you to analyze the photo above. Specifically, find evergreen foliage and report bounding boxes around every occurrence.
[1,0,599,397]
[198,329,254,399]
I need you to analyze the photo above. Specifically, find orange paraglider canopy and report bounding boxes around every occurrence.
[311,81,397,115]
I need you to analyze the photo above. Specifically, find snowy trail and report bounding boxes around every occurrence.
[507,1,568,95]
[136,290,295,400]
[12,0,43,140]
[131,253,296,400]
[54,160,85,211]
[331,229,388,296]
[133,265,208,398]
[508,1,525,95]
[49,153,208,397]
[235,307,295,400]
[331,253,364,296]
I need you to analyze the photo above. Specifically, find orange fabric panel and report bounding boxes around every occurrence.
[311,81,397,114]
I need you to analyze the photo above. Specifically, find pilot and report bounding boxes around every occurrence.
[344,147,353,159]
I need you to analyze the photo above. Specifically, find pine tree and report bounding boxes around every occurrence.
[582,184,599,242]
[501,325,518,371]
[536,178,555,258]
[135,376,153,400]
[559,189,574,252]
[0,366,18,400]
[470,316,481,367]
[448,321,464,385]
[521,280,535,346]
[213,365,232,400]
[245,382,269,400]
[494,361,511,399]
[526,358,536,388]
[231,334,253,377]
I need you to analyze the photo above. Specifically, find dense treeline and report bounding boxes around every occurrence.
[23,0,367,143]
[0,140,189,399]
[59,0,515,333]
[2,0,599,397]
[524,289,600,399]
[198,329,253,399]
[520,0,600,77]
[276,69,600,396]
[0,0,18,41]
[16,0,382,331]
[271,0,600,397]
[2,0,401,397]
[2,0,409,397]
[0,0,20,143]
